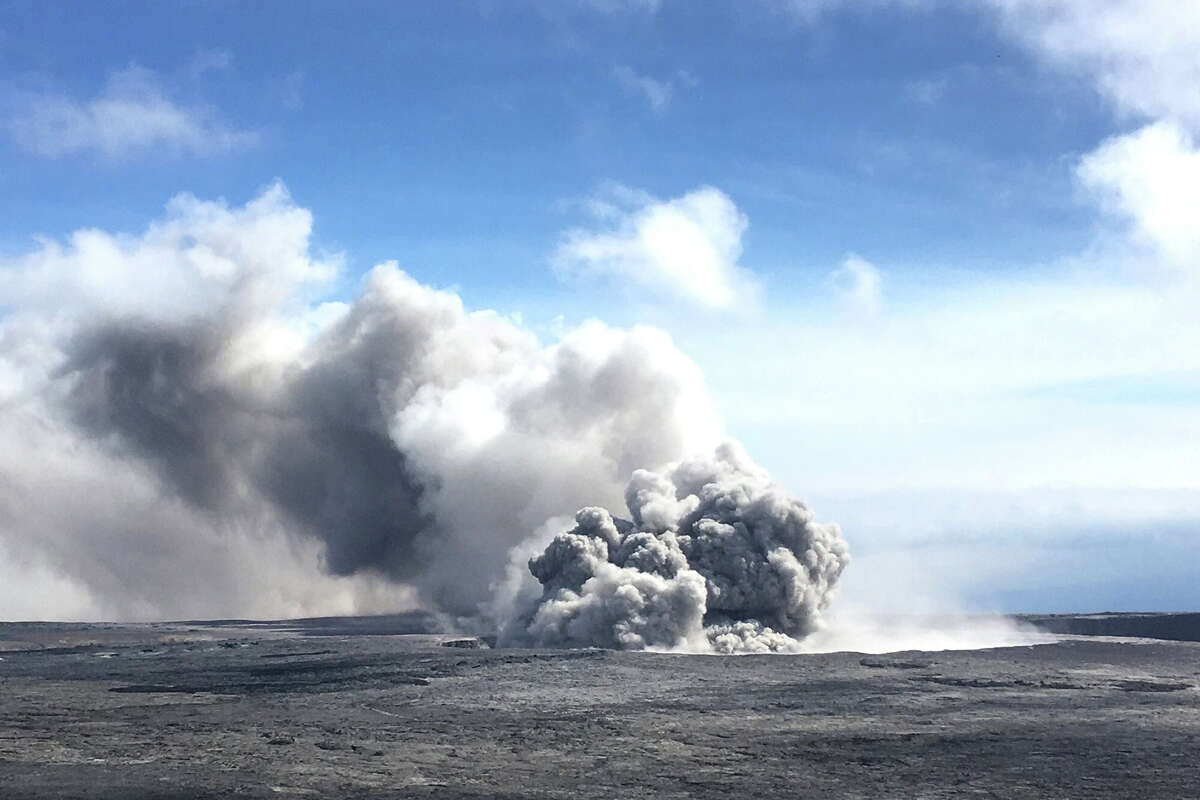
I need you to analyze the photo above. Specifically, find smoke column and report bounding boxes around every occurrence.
[499,443,849,652]
[0,184,848,645]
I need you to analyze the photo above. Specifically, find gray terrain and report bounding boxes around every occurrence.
[2,613,1198,799]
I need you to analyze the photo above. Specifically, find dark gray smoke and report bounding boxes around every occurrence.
[499,443,849,652]
[60,315,431,581]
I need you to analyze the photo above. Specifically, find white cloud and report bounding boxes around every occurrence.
[552,184,760,310]
[612,65,674,113]
[828,254,883,316]
[1078,120,1200,271]
[6,66,257,160]
[988,0,1200,131]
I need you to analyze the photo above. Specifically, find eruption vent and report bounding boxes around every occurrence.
[501,443,849,653]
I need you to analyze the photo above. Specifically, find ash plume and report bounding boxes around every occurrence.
[0,184,848,644]
[499,443,849,652]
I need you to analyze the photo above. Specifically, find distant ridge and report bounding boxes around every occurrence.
[1021,613,1200,643]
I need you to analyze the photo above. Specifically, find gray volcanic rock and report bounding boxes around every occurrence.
[1,614,1199,799]
[441,638,485,649]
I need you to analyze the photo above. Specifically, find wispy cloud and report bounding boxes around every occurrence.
[828,254,883,316]
[612,65,675,113]
[279,70,306,112]
[186,48,234,79]
[6,66,257,161]
[552,184,759,310]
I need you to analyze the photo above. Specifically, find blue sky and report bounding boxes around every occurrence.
[1,0,1198,617]
[0,0,1102,275]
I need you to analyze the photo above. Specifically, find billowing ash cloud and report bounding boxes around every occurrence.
[0,183,847,643]
[0,184,726,622]
[499,443,849,653]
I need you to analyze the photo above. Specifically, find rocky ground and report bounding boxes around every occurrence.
[1,613,1198,798]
